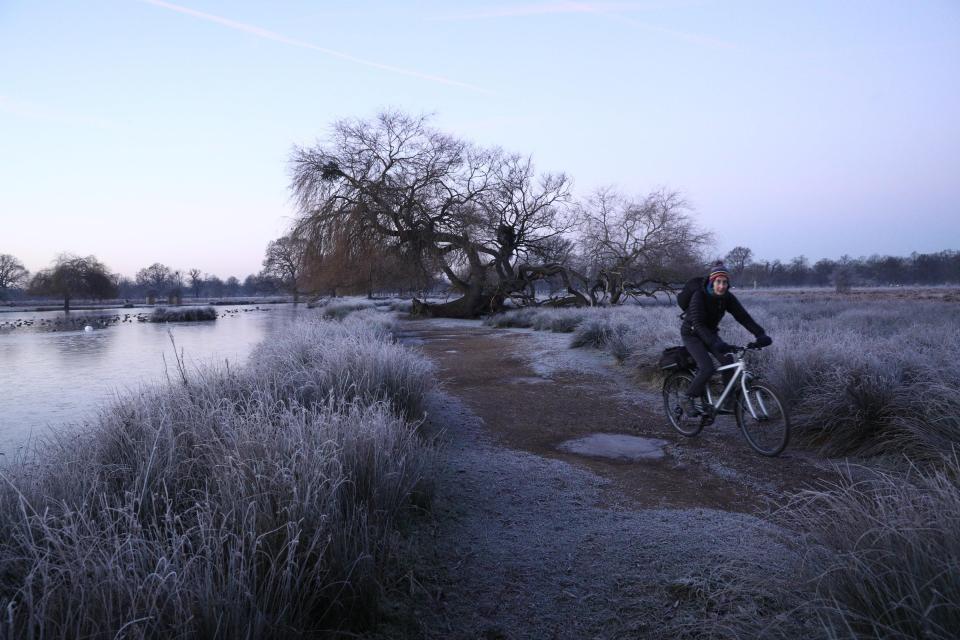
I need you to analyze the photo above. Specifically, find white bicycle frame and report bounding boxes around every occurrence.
[704,351,766,419]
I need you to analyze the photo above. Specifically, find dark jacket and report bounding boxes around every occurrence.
[681,284,765,346]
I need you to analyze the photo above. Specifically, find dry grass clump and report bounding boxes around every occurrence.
[315,299,379,320]
[670,460,960,640]
[484,307,586,332]
[782,462,960,639]
[684,460,960,639]
[0,316,436,639]
[150,306,217,322]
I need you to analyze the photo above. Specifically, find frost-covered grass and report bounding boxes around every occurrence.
[676,461,960,640]
[780,462,960,640]
[486,297,960,463]
[150,306,217,322]
[313,298,379,320]
[488,297,960,639]
[0,314,436,638]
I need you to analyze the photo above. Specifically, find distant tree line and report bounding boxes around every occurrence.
[0,253,302,311]
[722,246,960,289]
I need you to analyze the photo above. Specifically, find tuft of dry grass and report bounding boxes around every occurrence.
[0,316,436,639]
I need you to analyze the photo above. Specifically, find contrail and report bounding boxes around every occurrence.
[140,0,492,94]
[436,2,665,20]
[436,1,737,50]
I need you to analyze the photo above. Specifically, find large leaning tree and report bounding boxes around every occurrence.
[290,111,709,317]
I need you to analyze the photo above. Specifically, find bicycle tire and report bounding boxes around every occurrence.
[735,382,790,456]
[662,370,704,437]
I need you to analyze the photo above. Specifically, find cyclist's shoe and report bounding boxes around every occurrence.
[682,395,704,417]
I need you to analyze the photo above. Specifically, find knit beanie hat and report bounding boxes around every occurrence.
[708,262,730,284]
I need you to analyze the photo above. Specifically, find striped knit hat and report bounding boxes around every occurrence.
[708,262,730,284]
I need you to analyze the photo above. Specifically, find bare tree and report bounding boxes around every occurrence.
[187,268,203,298]
[261,235,306,302]
[724,246,753,279]
[29,254,118,311]
[290,111,574,317]
[135,263,173,299]
[576,188,712,304]
[0,254,29,300]
[169,270,184,303]
[205,274,225,298]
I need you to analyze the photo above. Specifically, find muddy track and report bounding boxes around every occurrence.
[367,319,835,639]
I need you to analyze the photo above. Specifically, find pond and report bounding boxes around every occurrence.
[0,304,308,456]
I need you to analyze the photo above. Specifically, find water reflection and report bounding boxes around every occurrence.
[0,304,306,455]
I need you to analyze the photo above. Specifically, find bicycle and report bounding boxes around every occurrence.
[661,344,790,456]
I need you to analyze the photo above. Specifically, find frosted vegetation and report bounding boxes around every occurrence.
[149,305,218,322]
[487,295,960,462]
[486,294,960,639]
[0,311,435,638]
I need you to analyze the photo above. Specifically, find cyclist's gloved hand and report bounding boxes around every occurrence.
[748,334,773,349]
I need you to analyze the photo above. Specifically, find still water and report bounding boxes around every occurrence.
[0,304,307,456]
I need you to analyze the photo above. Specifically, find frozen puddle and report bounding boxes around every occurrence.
[558,434,668,461]
[508,376,550,385]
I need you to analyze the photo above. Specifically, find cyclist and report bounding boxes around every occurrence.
[681,262,771,416]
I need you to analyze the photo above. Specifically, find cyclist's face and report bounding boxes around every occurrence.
[713,277,729,295]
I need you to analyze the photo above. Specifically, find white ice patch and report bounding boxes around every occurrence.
[558,433,668,461]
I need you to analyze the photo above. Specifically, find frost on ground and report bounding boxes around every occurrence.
[370,390,800,639]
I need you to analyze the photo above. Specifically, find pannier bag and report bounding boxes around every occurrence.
[658,346,695,370]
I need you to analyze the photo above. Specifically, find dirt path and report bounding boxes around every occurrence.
[370,319,833,639]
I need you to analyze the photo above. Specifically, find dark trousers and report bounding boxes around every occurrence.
[682,335,733,398]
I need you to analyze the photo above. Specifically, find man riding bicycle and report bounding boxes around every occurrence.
[681,262,772,416]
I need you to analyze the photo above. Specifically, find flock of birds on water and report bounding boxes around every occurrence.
[0,307,271,334]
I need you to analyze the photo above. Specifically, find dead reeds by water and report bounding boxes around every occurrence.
[0,311,435,639]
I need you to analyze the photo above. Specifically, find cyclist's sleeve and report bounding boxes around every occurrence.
[728,294,765,337]
[687,289,719,344]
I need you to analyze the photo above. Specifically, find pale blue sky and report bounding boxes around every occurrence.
[2,0,958,278]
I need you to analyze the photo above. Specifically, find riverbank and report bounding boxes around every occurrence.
[0,312,436,638]
[0,295,297,313]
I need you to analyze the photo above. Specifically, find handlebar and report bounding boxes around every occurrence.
[729,343,766,354]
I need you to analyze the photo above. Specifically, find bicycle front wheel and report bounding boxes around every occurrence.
[662,371,704,437]
[735,382,790,456]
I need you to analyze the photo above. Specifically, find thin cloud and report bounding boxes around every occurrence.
[435,1,737,50]
[140,0,491,94]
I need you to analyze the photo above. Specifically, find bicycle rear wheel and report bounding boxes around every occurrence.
[662,371,704,437]
[735,382,790,456]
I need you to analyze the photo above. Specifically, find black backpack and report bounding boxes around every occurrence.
[676,277,705,312]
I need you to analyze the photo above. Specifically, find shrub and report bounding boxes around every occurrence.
[150,306,217,322]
